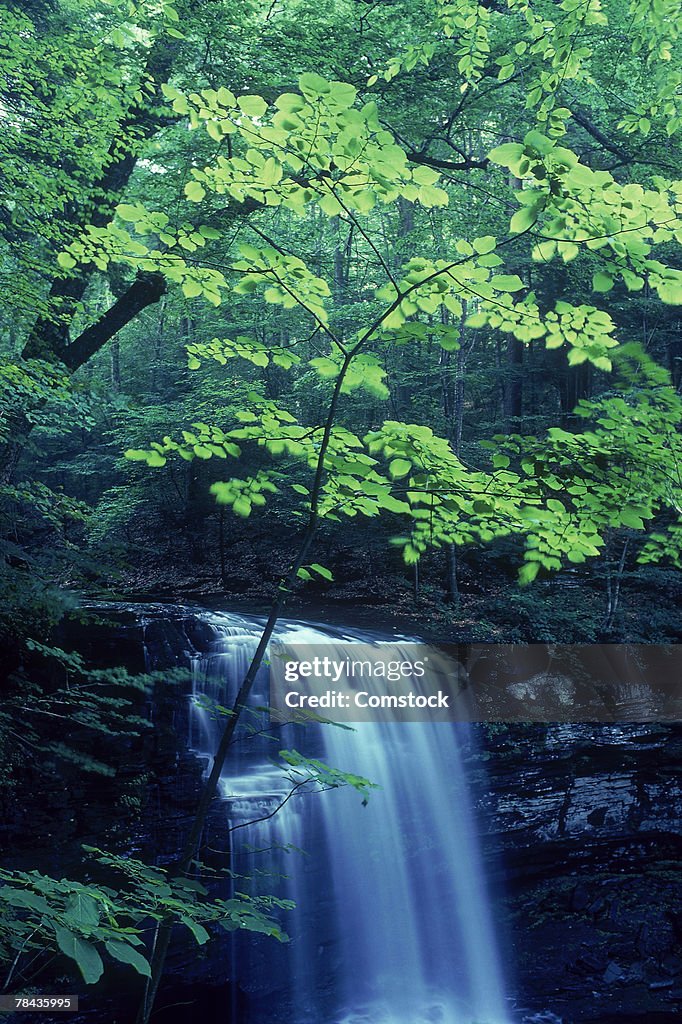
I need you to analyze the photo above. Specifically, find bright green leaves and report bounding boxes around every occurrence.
[593,272,614,293]
[472,235,496,255]
[365,420,521,563]
[57,251,77,270]
[488,142,526,172]
[500,346,682,578]
[278,750,377,800]
[441,0,492,82]
[644,262,682,305]
[233,243,331,326]
[210,472,278,517]
[184,181,206,202]
[125,423,241,467]
[298,73,357,109]
[490,274,525,292]
[238,94,268,118]
[187,336,300,372]
[375,251,619,368]
[359,360,682,581]
[163,74,447,220]
[297,563,334,582]
[310,353,389,399]
[509,199,544,235]
[489,131,682,305]
[543,303,618,368]
[57,205,228,306]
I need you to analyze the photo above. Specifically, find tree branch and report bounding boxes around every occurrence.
[62,272,167,372]
[407,150,489,172]
[571,108,631,162]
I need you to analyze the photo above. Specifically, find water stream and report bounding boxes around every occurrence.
[188,611,511,1024]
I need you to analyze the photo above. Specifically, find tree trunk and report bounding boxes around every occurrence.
[445,543,460,608]
[504,335,524,426]
[110,339,121,393]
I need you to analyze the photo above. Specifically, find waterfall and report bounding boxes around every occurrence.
[188,611,512,1024]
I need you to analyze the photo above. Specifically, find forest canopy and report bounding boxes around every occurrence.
[1,0,681,627]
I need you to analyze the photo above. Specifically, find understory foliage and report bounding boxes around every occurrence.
[0,849,292,987]
[0,0,680,1005]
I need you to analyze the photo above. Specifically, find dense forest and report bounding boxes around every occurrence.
[0,0,681,1021]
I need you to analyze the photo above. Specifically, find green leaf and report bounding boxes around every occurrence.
[185,181,206,203]
[3,889,51,914]
[593,271,614,293]
[310,563,334,581]
[55,927,104,984]
[418,184,449,208]
[298,72,330,98]
[329,80,357,107]
[487,143,524,167]
[182,280,203,299]
[64,893,99,928]
[620,509,644,529]
[389,458,411,478]
[238,95,268,118]
[232,496,252,517]
[105,941,151,977]
[180,917,210,945]
[472,235,496,254]
[510,205,539,233]
[491,274,525,292]
[116,203,141,222]
[217,87,236,107]
[518,561,540,585]
[57,252,77,270]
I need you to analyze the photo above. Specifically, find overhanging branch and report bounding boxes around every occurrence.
[62,271,167,372]
[407,150,489,172]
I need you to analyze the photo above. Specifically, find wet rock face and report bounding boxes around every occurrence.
[478,723,682,1022]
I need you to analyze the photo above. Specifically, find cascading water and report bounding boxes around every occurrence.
[188,611,512,1024]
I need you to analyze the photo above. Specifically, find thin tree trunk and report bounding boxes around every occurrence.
[110,340,121,392]
[602,538,629,631]
[135,348,357,1024]
[504,336,523,426]
[445,543,460,608]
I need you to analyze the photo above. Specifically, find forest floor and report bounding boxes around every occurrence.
[97,520,682,644]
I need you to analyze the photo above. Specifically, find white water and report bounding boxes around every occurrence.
[188,611,512,1024]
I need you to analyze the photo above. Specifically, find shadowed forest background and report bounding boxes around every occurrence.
[1,0,681,1021]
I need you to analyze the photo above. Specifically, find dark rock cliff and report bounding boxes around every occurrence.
[478,723,682,1023]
